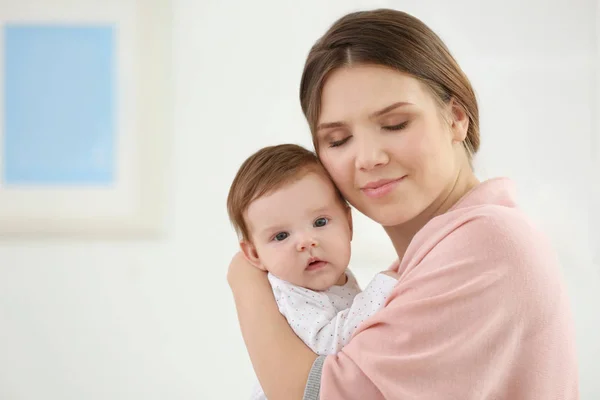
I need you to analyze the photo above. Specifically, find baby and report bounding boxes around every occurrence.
[226,144,398,400]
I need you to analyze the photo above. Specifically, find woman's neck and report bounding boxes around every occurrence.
[385,167,479,260]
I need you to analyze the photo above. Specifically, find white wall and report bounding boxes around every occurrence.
[0,0,598,399]
[594,0,600,266]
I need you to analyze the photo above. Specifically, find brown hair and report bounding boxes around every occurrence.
[300,8,479,157]
[227,144,345,241]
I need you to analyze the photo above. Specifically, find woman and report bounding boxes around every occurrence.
[227,9,578,400]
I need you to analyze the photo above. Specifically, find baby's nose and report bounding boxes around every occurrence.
[296,236,318,252]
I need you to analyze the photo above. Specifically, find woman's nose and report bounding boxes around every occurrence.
[355,135,389,171]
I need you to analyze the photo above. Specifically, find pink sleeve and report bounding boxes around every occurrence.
[318,213,578,399]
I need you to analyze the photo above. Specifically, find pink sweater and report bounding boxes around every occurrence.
[313,178,579,399]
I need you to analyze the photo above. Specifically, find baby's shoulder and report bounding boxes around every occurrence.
[268,273,329,301]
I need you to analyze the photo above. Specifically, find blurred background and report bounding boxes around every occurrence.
[0,0,598,399]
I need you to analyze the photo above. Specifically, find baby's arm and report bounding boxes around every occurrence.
[270,273,398,355]
[312,273,398,353]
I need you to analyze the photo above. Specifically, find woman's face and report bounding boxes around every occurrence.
[316,64,470,227]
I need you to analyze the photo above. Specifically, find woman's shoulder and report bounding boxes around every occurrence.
[430,202,554,264]
[421,177,551,253]
[400,202,563,310]
[456,200,543,240]
[406,179,559,278]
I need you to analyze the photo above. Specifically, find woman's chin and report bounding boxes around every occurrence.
[362,205,420,228]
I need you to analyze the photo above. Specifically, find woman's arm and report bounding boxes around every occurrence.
[227,252,318,400]
[308,214,579,399]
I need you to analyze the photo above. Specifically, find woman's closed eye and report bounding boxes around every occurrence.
[382,120,409,131]
[327,121,409,147]
[329,136,351,148]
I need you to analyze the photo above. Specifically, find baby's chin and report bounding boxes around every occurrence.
[270,267,346,291]
[304,272,347,292]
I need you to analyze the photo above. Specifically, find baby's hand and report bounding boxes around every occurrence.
[380,270,401,280]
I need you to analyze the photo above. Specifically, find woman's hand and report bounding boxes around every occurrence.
[387,258,401,271]
[226,250,317,399]
[381,269,401,279]
[227,251,268,294]
[227,251,266,291]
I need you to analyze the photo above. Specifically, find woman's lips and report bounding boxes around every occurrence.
[361,176,406,198]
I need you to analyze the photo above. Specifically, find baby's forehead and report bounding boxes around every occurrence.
[245,169,341,220]
[246,200,344,237]
[246,198,338,225]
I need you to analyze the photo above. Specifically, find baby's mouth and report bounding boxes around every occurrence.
[306,257,327,271]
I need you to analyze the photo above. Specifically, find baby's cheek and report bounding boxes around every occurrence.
[271,253,300,281]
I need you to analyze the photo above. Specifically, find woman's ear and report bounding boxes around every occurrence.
[240,240,267,271]
[449,98,469,143]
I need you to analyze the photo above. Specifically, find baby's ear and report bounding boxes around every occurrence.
[240,240,267,271]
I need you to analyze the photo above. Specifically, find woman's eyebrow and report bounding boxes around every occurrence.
[316,121,345,132]
[369,101,412,118]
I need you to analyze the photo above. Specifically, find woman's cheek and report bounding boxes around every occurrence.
[321,153,344,180]
[334,165,354,194]
[320,151,354,195]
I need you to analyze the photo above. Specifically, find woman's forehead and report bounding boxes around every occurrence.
[318,65,429,123]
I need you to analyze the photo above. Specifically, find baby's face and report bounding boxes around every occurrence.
[244,172,352,291]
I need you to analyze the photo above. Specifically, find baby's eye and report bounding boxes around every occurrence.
[314,217,329,227]
[273,232,289,241]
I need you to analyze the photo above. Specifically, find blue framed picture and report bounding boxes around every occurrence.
[0,1,171,236]
[3,24,116,186]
